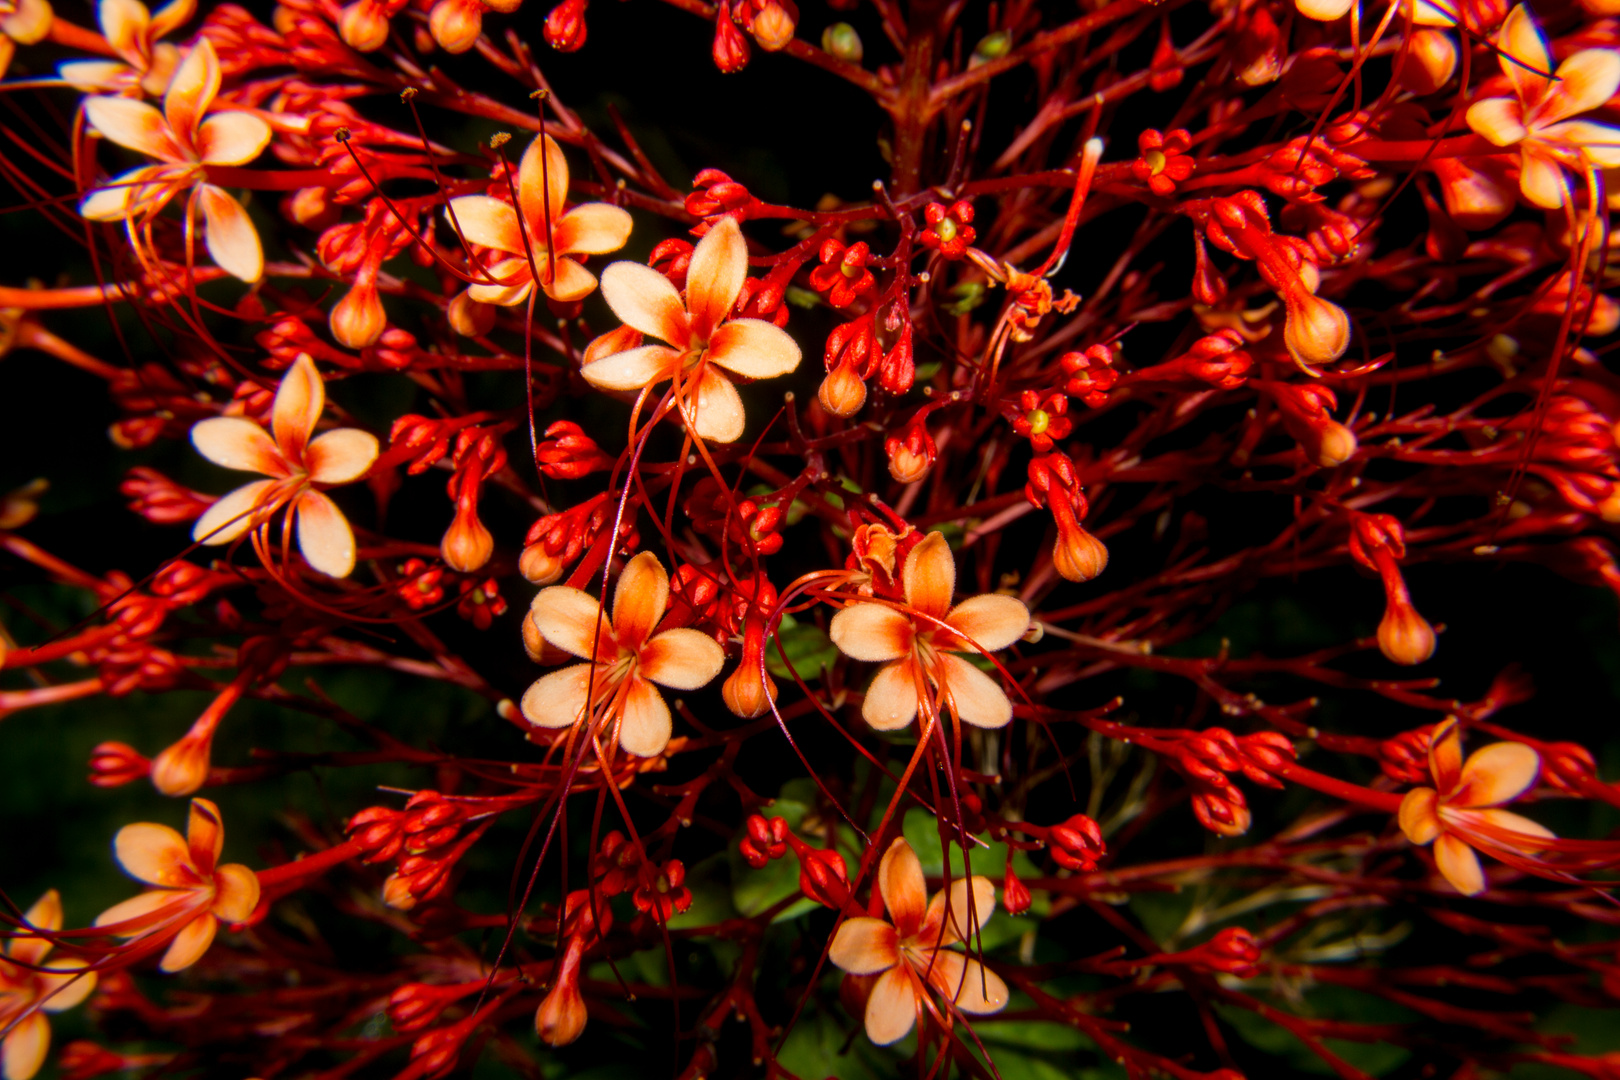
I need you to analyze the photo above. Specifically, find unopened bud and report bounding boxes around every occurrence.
[750,0,795,50]
[428,0,483,52]
[338,0,390,50]
[1400,29,1457,95]
[1283,292,1350,371]
[1053,524,1108,583]
[330,282,387,349]
[821,21,862,63]
[89,741,151,788]
[1378,597,1436,666]
[441,501,494,573]
[818,359,867,417]
[447,290,496,337]
[150,727,213,796]
[1002,864,1032,914]
[520,542,566,585]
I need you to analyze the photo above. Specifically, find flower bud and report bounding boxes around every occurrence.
[536,937,588,1046]
[428,0,482,52]
[750,0,796,49]
[722,622,777,717]
[1378,596,1436,666]
[712,5,750,72]
[1048,814,1105,870]
[520,543,566,586]
[818,358,867,417]
[338,0,391,50]
[1002,864,1033,915]
[1282,291,1350,371]
[330,282,387,349]
[89,741,151,788]
[150,727,214,796]
[1191,788,1251,836]
[441,498,494,573]
[1053,522,1108,583]
[821,21,862,62]
[796,845,850,908]
[544,0,587,50]
[446,290,496,337]
[1400,29,1457,95]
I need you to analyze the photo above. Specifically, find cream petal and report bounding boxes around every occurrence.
[272,353,325,459]
[293,489,357,577]
[59,60,133,92]
[198,184,263,283]
[706,318,802,380]
[580,343,679,392]
[1541,49,1620,125]
[1543,120,1620,166]
[163,37,219,143]
[599,260,690,345]
[1518,148,1571,209]
[936,875,997,945]
[1452,741,1540,808]
[446,194,524,255]
[159,911,217,971]
[196,110,271,166]
[3,0,53,43]
[540,255,598,303]
[554,203,633,256]
[863,966,920,1045]
[212,863,261,923]
[186,797,224,874]
[148,0,194,37]
[943,594,1030,654]
[612,551,669,647]
[191,417,283,475]
[1433,833,1485,895]
[80,164,184,222]
[306,428,379,484]
[685,217,748,340]
[0,37,15,79]
[903,532,956,620]
[1428,719,1463,792]
[9,891,61,968]
[98,0,149,64]
[465,256,534,307]
[191,479,276,545]
[934,652,1013,730]
[93,889,189,933]
[1295,0,1351,19]
[878,838,928,937]
[530,586,614,660]
[1398,787,1443,845]
[862,660,922,732]
[518,133,569,233]
[1497,4,1552,106]
[617,676,672,758]
[1465,97,1528,146]
[37,960,96,1012]
[520,664,594,729]
[924,952,1009,1015]
[79,178,134,221]
[115,822,199,887]
[1473,807,1557,844]
[829,602,913,662]
[2,1011,49,1080]
[83,95,178,160]
[828,917,900,975]
[638,628,724,691]
[683,365,746,443]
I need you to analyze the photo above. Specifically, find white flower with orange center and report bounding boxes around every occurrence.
[93,798,261,973]
[79,38,271,283]
[1397,718,1553,896]
[521,551,725,758]
[828,838,1008,1045]
[0,891,96,1080]
[1465,4,1620,209]
[0,0,51,80]
[828,532,1031,732]
[447,133,633,309]
[58,0,192,95]
[189,353,379,578]
[581,217,802,443]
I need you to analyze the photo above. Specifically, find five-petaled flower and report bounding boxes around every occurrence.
[79,38,272,282]
[1465,4,1620,210]
[581,216,802,443]
[58,0,191,94]
[189,353,379,578]
[0,891,96,1080]
[447,133,633,312]
[94,798,261,973]
[1398,718,1553,896]
[828,838,1008,1045]
[521,551,725,758]
[829,531,1030,731]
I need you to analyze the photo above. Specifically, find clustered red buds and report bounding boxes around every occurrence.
[1257,380,1358,468]
[1046,813,1105,870]
[1058,346,1118,408]
[1173,728,1296,838]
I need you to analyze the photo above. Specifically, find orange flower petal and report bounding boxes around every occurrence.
[159,911,217,972]
[828,917,900,975]
[94,889,190,934]
[1541,120,1620,166]
[9,890,61,967]
[554,203,633,256]
[685,217,748,341]
[190,417,284,476]
[466,256,535,308]
[37,958,96,1013]
[599,260,690,346]
[1497,4,1552,107]
[706,318,802,380]
[198,183,263,283]
[186,798,225,875]
[294,489,357,578]
[927,875,997,947]
[518,133,570,235]
[829,602,913,662]
[943,593,1030,654]
[520,664,595,730]
[1517,147,1571,209]
[541,256,599,303]
[861,660,921,731]
[305,428,379,484]
[191,478,277,545]
[99,0,150,58]
[212,863,261,923]
[530,586,614,660]
[878,838,928,937]
[1452,741,1539,808]
[163,37,219,143]
[115,822,199,888]
[1470,807,1556,847]
[272,354,325,461]
[579,343,680,392]
[59,59,132,93]
[83,95,179,160]
[681,365,746,444]
[1398,787,1442,845]
[903,532,956,620]
[924,952,1008,1015]
[1427,718,1462,792]
[617,676,672,758]
[863,965,920,1045]
[148,0,194,37]
[1465,96,1528,147]
[2,0,53,43]
[1,1010,50,1080]
[1433,833,1486,895]
[638,628,725,691]
[196,110,271,167]
[611,551,669,648]
[447,194,524,255]
[1540,48,1620,125]
[934,652,1013,730]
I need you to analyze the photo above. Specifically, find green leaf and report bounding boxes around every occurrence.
[767,614,839,682]
[946,281,987,316]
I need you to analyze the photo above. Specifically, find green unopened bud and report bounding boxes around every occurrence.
[972,30,1011,63]
[821,22,862,63]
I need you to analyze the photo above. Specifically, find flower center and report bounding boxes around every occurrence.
[1144,149,1167,175]
[1026,408,1051,435]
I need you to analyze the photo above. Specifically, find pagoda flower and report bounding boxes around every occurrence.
[521,551,725,758]
[0,0,51,80]
[446,133,633,316]
[189,353,379,578]
[78,38,271,283]
[1398,718,1553,896]
[828,531,1031,732]
[828,838,1008,1045]
[1465,4,1620,210]
[58,0,193,95]
[94,798,261,973]
[581,216,802,443]
[1,891,96,1080]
